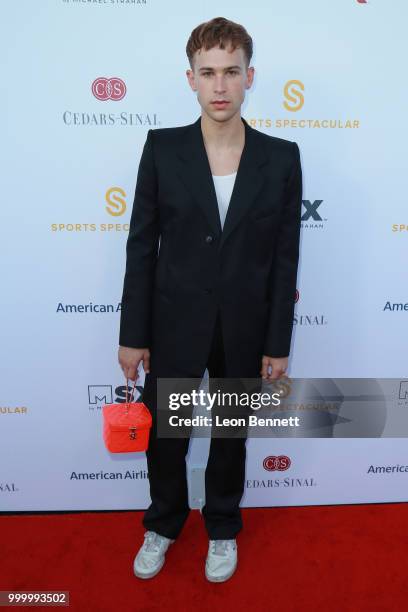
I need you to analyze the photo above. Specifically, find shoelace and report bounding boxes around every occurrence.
[211,540,234,556]
[143,532,164,554]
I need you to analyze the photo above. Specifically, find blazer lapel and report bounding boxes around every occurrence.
[220,118,268,250]
[176,115,269,251]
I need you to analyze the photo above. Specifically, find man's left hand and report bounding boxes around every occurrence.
[261,355,288,382]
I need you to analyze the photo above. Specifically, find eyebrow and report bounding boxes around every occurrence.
[198,65,242,72]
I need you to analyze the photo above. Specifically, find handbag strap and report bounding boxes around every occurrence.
[125,377,138,415]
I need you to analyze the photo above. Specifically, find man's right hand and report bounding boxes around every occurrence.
[118,346,150,382]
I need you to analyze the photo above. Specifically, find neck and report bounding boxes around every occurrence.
[200,111,245,150]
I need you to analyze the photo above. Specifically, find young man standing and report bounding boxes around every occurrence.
[118,17,302,582]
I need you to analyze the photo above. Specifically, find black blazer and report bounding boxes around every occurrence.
[119,116,302,378]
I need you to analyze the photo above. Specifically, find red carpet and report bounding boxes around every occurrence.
[2,504,407,611]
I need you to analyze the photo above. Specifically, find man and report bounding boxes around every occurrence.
[118,17,302,582]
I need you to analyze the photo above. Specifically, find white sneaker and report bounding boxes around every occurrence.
[205,539,238,582]
[133,531,175,579]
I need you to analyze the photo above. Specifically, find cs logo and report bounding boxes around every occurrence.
[263,455,292,471]
[92,77,126,101]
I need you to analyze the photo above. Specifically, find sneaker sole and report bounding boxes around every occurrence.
[133,555,165,579]
[205,561,237,583]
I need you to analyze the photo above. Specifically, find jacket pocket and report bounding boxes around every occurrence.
[250,209,279,223]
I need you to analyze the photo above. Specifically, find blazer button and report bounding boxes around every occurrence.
[205,235,213,243]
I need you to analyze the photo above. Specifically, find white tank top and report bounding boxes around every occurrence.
[212,171,237,230]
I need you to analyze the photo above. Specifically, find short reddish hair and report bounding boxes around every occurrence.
[186,17,253,70]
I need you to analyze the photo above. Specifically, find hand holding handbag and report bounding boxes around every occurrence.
[102,378,152,453]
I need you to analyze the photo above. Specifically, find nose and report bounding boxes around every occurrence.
[214,74,227,94]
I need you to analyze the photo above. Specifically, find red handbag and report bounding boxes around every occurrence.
[102,378,152,453]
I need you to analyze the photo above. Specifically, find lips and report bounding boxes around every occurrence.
[212,101,230,107]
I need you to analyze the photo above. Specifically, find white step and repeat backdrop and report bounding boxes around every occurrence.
[2,0,408,511]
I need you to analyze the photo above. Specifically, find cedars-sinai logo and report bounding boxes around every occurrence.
[92,77,126,101]
[263,456,291,471]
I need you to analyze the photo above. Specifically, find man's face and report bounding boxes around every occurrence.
[186,45,254,123]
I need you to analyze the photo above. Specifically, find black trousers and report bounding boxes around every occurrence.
[141,310,248,540]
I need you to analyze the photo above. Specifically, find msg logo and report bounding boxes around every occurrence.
[283,80,305,112]
[106,187,127,216]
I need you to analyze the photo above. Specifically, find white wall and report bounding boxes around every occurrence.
[1,0,408,511]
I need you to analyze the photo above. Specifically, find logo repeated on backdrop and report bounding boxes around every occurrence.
[398,381,408,406]
[383,301,408,312]
[88,384,143,412]
[50,187,129,233]
[294,314,327,327]
[92,77,127,101]
[301,199,327,230]
[263,455,291,471]
[62,77,159,127]
[246,79,360,130]
[283,80,304,112]
[0,405,28,415]
[391,224,408,233]
[69,470,148,482]
[0,482,19,493]
[106,187,127,216]
[294,290,328,327]
[367,463,408,474]
[245,457,317,489]
[56,302,122,314]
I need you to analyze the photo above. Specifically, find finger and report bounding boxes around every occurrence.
[262,359,274,380]
[143,353,150,374]
[266,364,280,381]
[269,368,284,381]
[261,360,269,379]
[126,366,138,382]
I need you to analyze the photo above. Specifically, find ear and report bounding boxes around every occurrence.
[246,66,255,89]
[186,69,197,91]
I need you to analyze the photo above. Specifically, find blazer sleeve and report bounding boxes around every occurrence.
[263,141,302,358]
[119,129,159,348]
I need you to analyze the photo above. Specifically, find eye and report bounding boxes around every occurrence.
[228,70,239,75]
